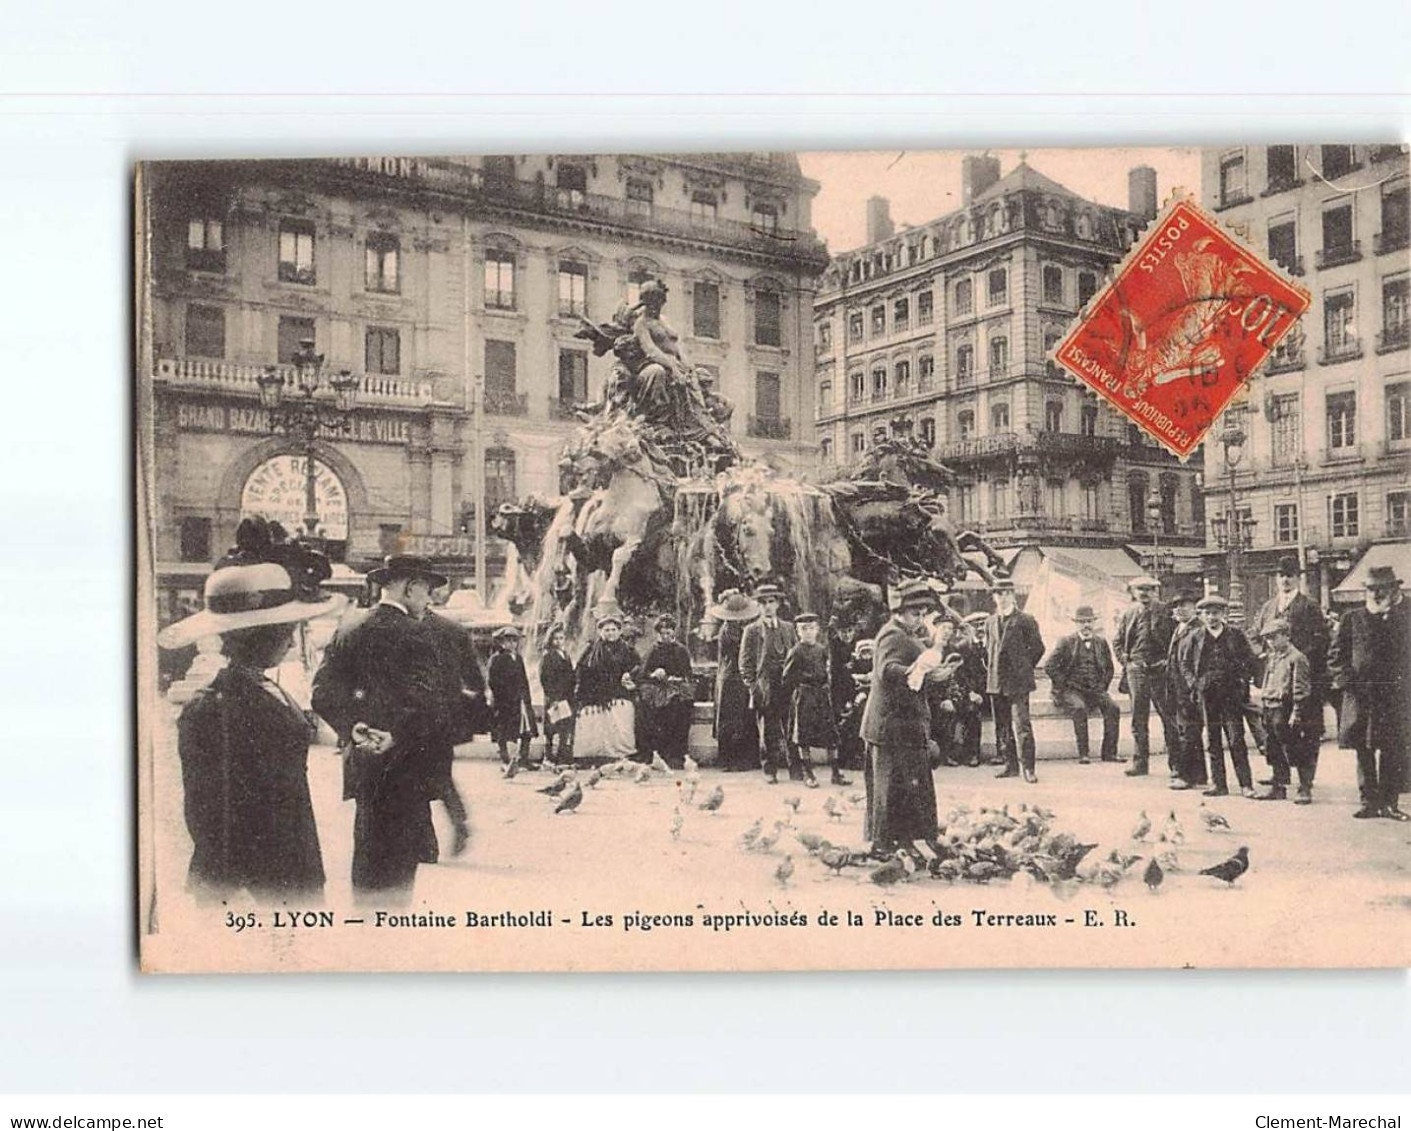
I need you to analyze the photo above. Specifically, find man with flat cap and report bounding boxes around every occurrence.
[1255,616,1315,804]
[1044,605,1121,765]
[1181,592,1259,798]
[985,579,1046,783]
[1114,575,1175,778]
[313,555,450,903]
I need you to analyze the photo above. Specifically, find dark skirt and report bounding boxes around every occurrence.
[714,673,759,769]
[790,683,839,749]
[864,741,938,851]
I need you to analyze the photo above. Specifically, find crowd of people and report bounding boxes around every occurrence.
[158,525,1409,905]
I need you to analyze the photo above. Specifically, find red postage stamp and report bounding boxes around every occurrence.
[1055,197,1311,460]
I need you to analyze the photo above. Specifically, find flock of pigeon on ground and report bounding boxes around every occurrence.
[512,753,1251,893]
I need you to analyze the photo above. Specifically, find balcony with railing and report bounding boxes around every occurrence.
[1318,338,1363,365]
[1377,324,1410,354]
[1264,342,1306,374]
[483,386,529,416]
[1261,176,1304,198]
[1375,228,1409,256]
[1316,241,1363,269]
[933,432,1018,463]
[154,357,433,405]
[747,414,792,440]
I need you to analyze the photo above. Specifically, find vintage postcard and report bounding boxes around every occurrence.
[136,145,1411,973]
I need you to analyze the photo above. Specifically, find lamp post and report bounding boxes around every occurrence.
[1215,414,1254,624]
[1142,487,1173,581]
[256,339,360,544]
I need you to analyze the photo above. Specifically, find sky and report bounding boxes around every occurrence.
[798,147,1203,254]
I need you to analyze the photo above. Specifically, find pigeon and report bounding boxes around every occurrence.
[1144,857,1164,892]
[819,846,852,875]
[537,772,575,796]
[1056,842,1099,880]
[1199,803,1232,833]
[847,791,867,807]
[585,768,603,789]
[739,817,763,849]
[1199,846,1250,885]
[782,796,802,814]
[1094,861,1125,889]
[669,808,684,840]
[754,822,785,853]
[1156,847,1181,873]
[683,754,699,776]
[869,856,907,886]
[795,830,830,853]
[965,860,1005,883]
[774,855,795,887]
[679,778,699,805]
[554,781,583,814]
[699,784,725,812]
[822,796,845,822]
[650,752,670,775]
[1131,810,1152,842]
[1161,810,1185,845]
[931,858,963,882]
[634,765,652,785]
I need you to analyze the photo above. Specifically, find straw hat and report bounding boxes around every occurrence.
[708,590,761,622]
[157,562,345,650]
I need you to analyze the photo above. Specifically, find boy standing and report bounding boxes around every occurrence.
[488,625,538,772]
[781,613,849,787]
[1254,618,1315,804]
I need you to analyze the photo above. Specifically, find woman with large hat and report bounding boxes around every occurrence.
[157,553,346,903]
[707,590,761,772]
[571,601,640,764]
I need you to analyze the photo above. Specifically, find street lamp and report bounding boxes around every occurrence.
[256,338,360,543]
[1142,487,1173,579]
[1215,415,1253,623]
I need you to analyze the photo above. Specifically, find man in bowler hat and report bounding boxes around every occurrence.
[1044,605,1121,765]
[739,583,806,784]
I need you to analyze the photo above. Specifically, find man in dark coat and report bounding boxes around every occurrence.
[860,580,957,853]
[954,612,990,766]
[487,625,539,770]
[636,615,696,769]
[419,604,488,855]
[985,580,1046,783]
[783,613,850,786]
[1044,605,1120,764]
[739,583,805,784]
[1114,576,1176,777]
[1250,554,1330,787]
[1165,591,1207,789]
[1181,593,1259,798]
[312,555,449,904]
[1329,565,1410,820]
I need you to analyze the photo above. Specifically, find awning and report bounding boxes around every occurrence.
[1332,541,1411,601]
[1124,544,1207,574]
[1039,545,1144,582]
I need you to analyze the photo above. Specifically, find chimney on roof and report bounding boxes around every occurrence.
[1128,165,1158,220]
[866,195,894,244]
[961,155,1002,205]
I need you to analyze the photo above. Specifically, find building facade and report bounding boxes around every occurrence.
[144,154,827,621]
[812,157,1205,591]
[1197,143,1410,611]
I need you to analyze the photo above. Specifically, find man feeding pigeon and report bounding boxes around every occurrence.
[1253,618,1315,805]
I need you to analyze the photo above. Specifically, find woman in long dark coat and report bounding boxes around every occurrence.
[709,591,761,772]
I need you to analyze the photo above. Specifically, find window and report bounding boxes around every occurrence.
[1046,481,1065,518]
[871,305,886,336]
[485,448,517,510]
[954,279,973,315]
[1268,219,1298,273]
[1045,401,1063,432]
[957,410,975,439]
[1322,145,1356,180]
[557,260,588,317]
[1075,212,1092,240]
[1385,276,1409,344]
[988,336,1009,375]
[918,354,934,389]
[185,304,224,358]
[754,289,781,347]
[186,217,225,272]
[894,360,910,394]
[1042,264,1064,304]
[365,232,400,293]
[1383,184,1410,246]
[1082,483,1101,521]
[1080,403,1098,436]
[755,371,781,422]
[365,327,400,375]
[180,517,211,564]
[848,312,864,343]
[816,321,831,352]
[484,249,516,309]
[871,366,887,399]
[482,155,515,183]
[1129,476,1149,533]
[484,339,517,393]
[1330,492,1359,538]
[849,371,865,403]
[1388,491,1411,536]
[989,480,1008,520]
[987,268,1008,305]
[893,298,909,332]
[1271,393,1301,465]
[1160,474,1178,534]
[555,164,587,209]
[1322,204,1354,254]
[689,191,718,222]
[920,417,936,447]
[953,483,976,524]
[1327,390,1357,450]
[1325,290,1356,350]
[1274,503,1299,545]
[818,380,832,414]
[917,291,933,324]
[1266,145,1297,190]
[955,343,974,386]
[626,177,653,217]
[1078,271,1098,307]
[850,432,866,455]
[751,202,779,233]
[277,316,315,364]
[558,350,588,402]
[1219,153,1247,205]
[990,402,1010,432]
[626,266,652,307]
[277,220,315,285]
[1388,382,1410,442]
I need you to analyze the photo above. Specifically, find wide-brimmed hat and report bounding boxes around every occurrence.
[894,578,938,611]
[1128,575,1161,591]
[753,583,784,602]
[1171,590,1199,606]
[157,562,346,650]
[708,590,761,622]
[1196,593,1228,610]
[1275,554,1301,578]
[368,554,448,589]
[1259,617,1291,638]
[1367,564,1402,590]
[1071,605,1098,622]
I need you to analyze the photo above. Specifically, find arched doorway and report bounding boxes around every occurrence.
[240,453,350,559]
